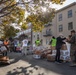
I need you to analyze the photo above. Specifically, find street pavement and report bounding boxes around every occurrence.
[0,52,76,75]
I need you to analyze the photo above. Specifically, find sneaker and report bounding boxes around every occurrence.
[55,61,62,64]
[55,61,58,63]
[58,61,62,63]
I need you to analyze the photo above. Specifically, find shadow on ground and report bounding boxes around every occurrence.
[1,52,76,75]
[6,66,31,75]
[6,65,45,75]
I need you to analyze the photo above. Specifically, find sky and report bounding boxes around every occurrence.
[51,0,76,10]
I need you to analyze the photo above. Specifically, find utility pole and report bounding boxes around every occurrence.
[31,24,33,50]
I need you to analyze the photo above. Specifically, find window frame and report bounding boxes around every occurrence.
[59,24,63,32]
[68,22,73,30]
[68,10,72,18]
[59,14,62,21]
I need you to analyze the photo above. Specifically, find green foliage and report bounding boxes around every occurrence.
[26,14,44,32]
[15,29,20,33]
[3,26,18,38]
[0,0,66,34]
[51,0,65,4]
[21,22,28,30]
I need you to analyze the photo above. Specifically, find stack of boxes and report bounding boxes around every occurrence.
[33,46,47,59]
[47,44,70,61]
[47,46,56,61]
[33,44,70,61]
[0,56,9,61]
[33,47,42,59]
[60,44,70,61]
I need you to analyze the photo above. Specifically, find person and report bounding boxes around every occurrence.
[4,38,9,49]
[49,36,57,48]
[49,36,57,56]
[66,35,71,58]
[35,37,41,46]
[70,30,76,66]
[55,34,66,63]
[13,39,19,52]
[21,37,28,55]
[3,38,9,56]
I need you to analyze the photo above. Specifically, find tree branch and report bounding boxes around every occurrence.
[0,1,27,14]
[0,0,11,5]
[0,5,16,18]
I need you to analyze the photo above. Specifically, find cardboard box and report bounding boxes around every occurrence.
[60,55,70,61]
[61,44,67,50]
[60,50,69,56]
[41,50,52,58]
[0,56,9,61]
[51,46,56,50]
[52,50,56,55]
[47,54,55,61]
[34,50,41,55]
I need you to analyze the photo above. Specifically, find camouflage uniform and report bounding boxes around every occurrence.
[70,34,76,62]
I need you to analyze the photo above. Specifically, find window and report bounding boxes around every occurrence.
[68,10,72,18]
[46,30,48,34]
[46,29,51,33]
[59,25,63,32]
[46,39,47,44]
[68,22,73,30]
[37,34,39,37]
[46,39,49,45]
[33,35,35,38]
[49,29,51,32]
[59,14,62,21]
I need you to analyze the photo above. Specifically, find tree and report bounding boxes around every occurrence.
[0,0,66,18]
[23,0,65,32]
[15,29,20,33]
[26,14,44,32]
[3,26,19,38]
[0,0,26,35]
[26,10,55,32]
[0,0,66,33]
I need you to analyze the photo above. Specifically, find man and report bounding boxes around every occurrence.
[35,37,41,46]
[13,39,19,52]
[3,38,9,56]
[55,34,66,63]
[4,38,9,48]
[50,36,57,47]
[70,30,76,66]
[22,37,28,55]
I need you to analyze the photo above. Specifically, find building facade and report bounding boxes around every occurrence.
[15,2,76,48]
[55,2,76,37]
[33,2,76,48]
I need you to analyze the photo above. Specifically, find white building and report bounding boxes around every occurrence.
[33,2,76,48]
